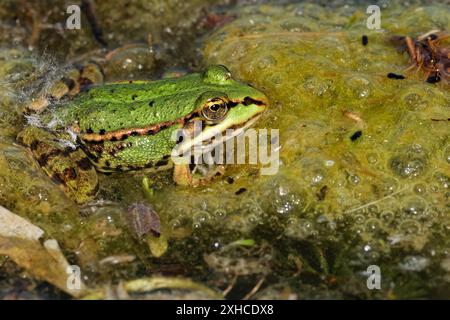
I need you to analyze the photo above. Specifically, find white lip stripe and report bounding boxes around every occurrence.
[173,115,261,156]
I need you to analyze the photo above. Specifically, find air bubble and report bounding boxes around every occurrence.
[366,153,378,164]
[354,214,365,224]
[414,184,426,194]
[257,55,277,69]
[345,75,371,99]
[379,211,395,224]
[444,145,450,163]
[440,258,450,272]
[390,155,426,179]
[214,209,226,218]
[285,217,316,239]
[365,218,382,232]
[193,210,210,225]
[348,173,361,185]
[399,219,421,235]
[280,20,311,32]
[403,93,427,111]
[402,196,427,215]
[434,172,449,189]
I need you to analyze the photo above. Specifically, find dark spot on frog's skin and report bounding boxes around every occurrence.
[86,128,94,134]
[235,187,247,195]
[242,97,264,106]
[87,182,100,196]
[129,80,133,84]
[226,176,234,184]
[62,147,74,157]
[108,143,129,157]
[131,94,138,100]
[37,153,50,167]
[99,129,106,135]
[51,173,64,185]
[64,167,77,180]
[131,131,139,136]
[350,130,362,141]
[163,155,170,160]
[61,77,76,91]
[104,160,111,167]
[317,185,328,201]
[79,77,93,87]
[115,165,123,171]
[37,150,59,167]
[155,159,169,167]
[76,158,92,170]
[149,101,154,107]
[88,143,104,155]
[110,136,118,142]
[361,35,368,46]
[121,134,129,140]
[144,162,154,169]
[30,140,39,151]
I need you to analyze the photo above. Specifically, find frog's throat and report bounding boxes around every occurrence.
[75,97,266,143]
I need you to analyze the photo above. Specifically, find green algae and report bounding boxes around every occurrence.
[199,2,450,298]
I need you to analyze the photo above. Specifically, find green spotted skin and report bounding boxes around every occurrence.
[18,65,268,203]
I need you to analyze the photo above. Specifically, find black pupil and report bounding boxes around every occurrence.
[210,104,222,111]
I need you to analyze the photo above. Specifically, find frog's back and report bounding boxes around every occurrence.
[62,75,206,133]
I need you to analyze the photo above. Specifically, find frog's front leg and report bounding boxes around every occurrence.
[29,62,104,113]
[173,163,225,187]
[17,126,99,204]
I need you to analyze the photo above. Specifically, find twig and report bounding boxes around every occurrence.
[222,275,238,297]
[243,276,266,300]
[343,187,409,214]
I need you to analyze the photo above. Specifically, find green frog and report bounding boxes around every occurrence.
[17,65,268,203]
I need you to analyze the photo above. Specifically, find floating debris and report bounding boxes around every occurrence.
[362,35,368,46]
[126,202,161,238]
[387,72,405,79]
[350,130,362,141]
[391,30,449,84]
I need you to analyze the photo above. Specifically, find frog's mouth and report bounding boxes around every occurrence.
[174,97,267,156]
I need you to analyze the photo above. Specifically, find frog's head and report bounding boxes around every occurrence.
[177,65,268,153]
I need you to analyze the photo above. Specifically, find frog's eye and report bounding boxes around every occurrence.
[202,65,232,84]
[201,98,228,122]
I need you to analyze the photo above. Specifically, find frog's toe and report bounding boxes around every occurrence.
[173,164,225,187]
